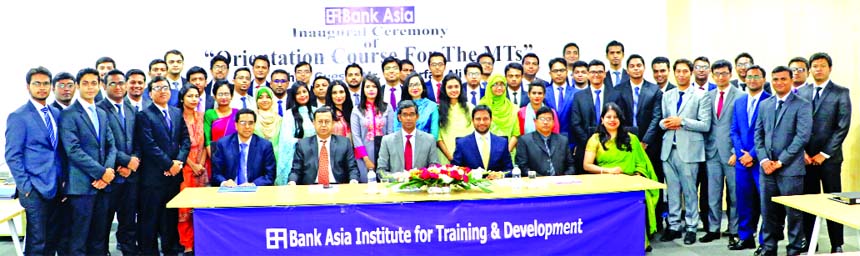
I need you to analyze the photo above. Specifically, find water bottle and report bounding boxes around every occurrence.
[511,166,522,189]
[366,169,378,194]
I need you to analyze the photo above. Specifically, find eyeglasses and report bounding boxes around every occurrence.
[588,71,604,75]
[235,76,250,81]
[315,120,333,125]
[467,72,481,78]
[713,71,731,77]
[694,65,710,71]
[746,75,763,80]
[296,70,311,74]
[551,69,567,74]
[237,121,255,126]
[273,79,288,84]
[429,62,445,67]
[384,66,399,72]
[30,81,51,88]
[791,67,807,73]
[108,81,126,87]
[55,82,75,89]
[408,82,423,88]
[537,117,553,122]
[736,63,751,69]
[399,112,417,118]
[213,65,228,71]
[151,85,171,92]
[216,92,232,97]
[479,61,493,66]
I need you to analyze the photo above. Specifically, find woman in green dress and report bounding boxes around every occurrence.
[437,73,473,164]
[583,102,658,251]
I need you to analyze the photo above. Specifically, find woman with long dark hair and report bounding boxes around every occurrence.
[325,80,353,139]
[275,83,317,185]
[437,73,473,164]
[350,74,395,181]
[582,102,658,251]
[176,85,207,254]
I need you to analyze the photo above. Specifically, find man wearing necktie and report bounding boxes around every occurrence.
[60,68,118,255]
[504,63,528,107]
[345,63,365,107]
[289,106,360,185]
[788,57,810,95]
[569,60,625,174]
[603,40,629,87]
[270,69,291,116]
[381,57,403,110]
[229,68,256,110]
[658,59,711,245]
[797,53,852,253]
[754,66,812,256]
[164,50,187,107]
[515,106,575,176]
[186,67,216,113]
[6,67,66,255]
[97,69,141,255]
[376,100,440,177]
[425,52,447,102]
[211,109,275,187]
[731,53,774,94]
[135,76,190,255]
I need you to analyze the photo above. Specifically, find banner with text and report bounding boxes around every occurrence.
[194,191,645,255]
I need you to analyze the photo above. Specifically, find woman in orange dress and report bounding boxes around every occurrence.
[176,85,208,254]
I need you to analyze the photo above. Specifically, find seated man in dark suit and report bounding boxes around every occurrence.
[211,108,275,187]
[452,105,513,172]
[289,106,359,185]
[515,106,574,176]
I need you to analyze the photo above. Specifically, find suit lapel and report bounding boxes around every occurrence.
[26,103,52,145]
[247,136,257,178]
[76,103,99,138]
[392,131,405,169]
[677,90,690,115]
[813,82,833,114]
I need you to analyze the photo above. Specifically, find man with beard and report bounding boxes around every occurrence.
[651,57,676,92]
[206,55,230,98]
[125,69,150,111]
[788,57,811,93]
[730,53,772,94]
[230,68,255,110]
[344,63,364,107]
[604,40,628,87]
[477,52,494,88]
[250,55,270,95]
[522,53,549,86]
[451,105,513,172]
[562,42,580,77]
[270,69,291,116]
[164,50,187,106]
[52,72,77,109]
[291,61,313,89]
[692,56,716,91]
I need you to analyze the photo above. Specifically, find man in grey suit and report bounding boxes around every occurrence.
[700,60,743,244]
[658,59,712,245]
[515,106,574,176]
[96,69,140,255]
[754,66,812,256]
[798,52,851,253]
[60,68,117,255]
[289,106,360,185]
[377,100,440,176]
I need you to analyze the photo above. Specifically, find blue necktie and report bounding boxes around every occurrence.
[557,87,565,110]
[613,71,621,86]
[88,105,100,141]
[471,91,477,105]
[115,103,125,131]
[747,98,756,127]
[676,91,685,113]
[237,143,248,184]
[633,87,640,122]
[542,137,555,176]
[41,107,56,149]
[594,89,601,124]
[162,109,172,132]
[172,81,179,90]
[277,100,283,117]
[241,96,247,109]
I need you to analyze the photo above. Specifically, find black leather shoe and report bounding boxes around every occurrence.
[728,239,756,250]
[831,246,843,253]
[684,231,696,245]
[659,229,680,242]
[753,246,764,256]
[645,245,652,252]
[727,235,739,247]
[698,232,720,243]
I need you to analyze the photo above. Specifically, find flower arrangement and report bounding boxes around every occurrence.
[390,164,505,193]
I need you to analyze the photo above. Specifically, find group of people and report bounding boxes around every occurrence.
[5,40,850,255]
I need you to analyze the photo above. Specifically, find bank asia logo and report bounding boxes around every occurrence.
[325,6,415,25]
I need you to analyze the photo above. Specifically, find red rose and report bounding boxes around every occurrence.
[450,170,462,181]
[430,172,439,179]
[420,169,431,180]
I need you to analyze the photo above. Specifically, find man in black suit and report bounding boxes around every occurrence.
[289,106,359,185]
[515,106,574,176]
[731,53,772,94]
[164,50,187,107]
[185,66,215,112]
[250,55,271,95]
[51,72,77,110]
[135,76,190,255]
[206,55,230,98]
[615,54,663,148]
[652,57,677,93]
[211,109,275,187]
[604,40,629,87]
[125,69,151,112]
[754,66,812,256]
[788,57,811,93]
[569,59,625,173]
[97,69,141,255]
[798,52,852,253]
[60,68,117,255]
[649,56,674,231]
[94,57,116,103]
[504,63,529,107]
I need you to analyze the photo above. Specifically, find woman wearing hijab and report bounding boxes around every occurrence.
[254,87,281,150]
[479,74,520,154]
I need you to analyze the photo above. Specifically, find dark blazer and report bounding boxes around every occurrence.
[797,81,852,163]
[211,134,275,186]
[97,98,138,183]
[754,93,812,176]
[451,132,513,172]
[693,82,717,91]
[424,80,440,102]
[515,132,574,176]
[51,100,72,110]
[289,135,359,185]
[661,82,677,92]
[568,85,625,147]
[615,80,663,145]
[134,104,190,188]
[464,85,486,105]
[60,101,117,195]
[249,80,269,96]
[730,92,770,163]
[605,69,629,87]
[506,86,530,107]
[544,83,577,138]
[5,102,64,198]
[731,79,773,95]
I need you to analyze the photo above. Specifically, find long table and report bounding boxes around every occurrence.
[772,193,860,255]
[168,175,664,255]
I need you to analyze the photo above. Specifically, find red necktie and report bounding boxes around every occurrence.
[435,83,441,101]
[716,91,724,118]
[318,140,330,185]
[404,135,413,170]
